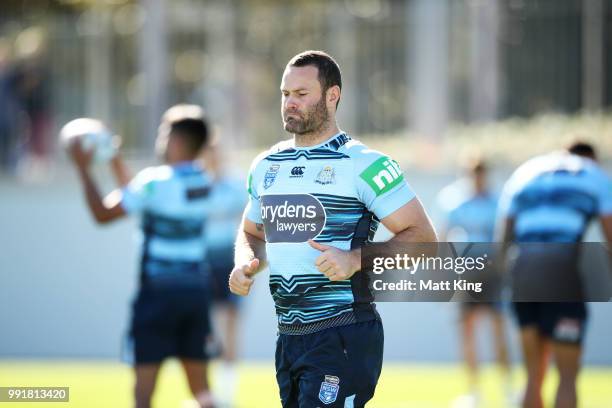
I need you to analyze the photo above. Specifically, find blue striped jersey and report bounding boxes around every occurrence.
[498,152,612,242]
[204,175,247,251]
[245,132,416,329]
[437,180,498,242]
[121,161,212,289]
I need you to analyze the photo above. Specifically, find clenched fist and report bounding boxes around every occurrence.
[229,258,260,296]
[308,240,360,281]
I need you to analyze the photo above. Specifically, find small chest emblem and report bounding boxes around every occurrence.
[264,164,280,189]
[315,165,335,185]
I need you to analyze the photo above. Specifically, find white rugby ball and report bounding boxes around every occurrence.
[60,118,117,162]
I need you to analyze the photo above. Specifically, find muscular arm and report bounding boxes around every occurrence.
[234,215,267,274]
[381,197,438,245]
[311,197,438,281]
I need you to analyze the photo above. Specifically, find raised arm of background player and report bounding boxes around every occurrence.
[69,140,127,224]
[109,135,132,188]
[229,198,437,296]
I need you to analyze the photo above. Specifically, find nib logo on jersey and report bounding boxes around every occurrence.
[260,194,326,243]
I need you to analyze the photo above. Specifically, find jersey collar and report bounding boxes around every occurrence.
[172,161,201,174]
[292,131,350,151]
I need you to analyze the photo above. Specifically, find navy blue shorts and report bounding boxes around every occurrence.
[513,302,588,345]
[209,249,241,305]
[275,319,384,407]
[128,289,211,364]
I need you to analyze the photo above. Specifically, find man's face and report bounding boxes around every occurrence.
[280,65,329,135]
[471,168,487,192]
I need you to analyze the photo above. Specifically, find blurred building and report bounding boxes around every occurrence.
[0,0,611,161]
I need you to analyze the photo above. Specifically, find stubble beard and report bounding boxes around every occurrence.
[283,96,330,145]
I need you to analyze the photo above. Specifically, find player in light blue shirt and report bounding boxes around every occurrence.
[68,105,215,408]
[497,142,612,408]
[437,158,511,404]
[202,140,247,406]
[229,51,437,407]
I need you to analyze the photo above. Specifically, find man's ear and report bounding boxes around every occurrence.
[327,85,341,107]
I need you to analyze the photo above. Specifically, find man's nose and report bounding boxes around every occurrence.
[284,96,299,110]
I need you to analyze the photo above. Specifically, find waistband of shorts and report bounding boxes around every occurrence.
[277,305,379,335]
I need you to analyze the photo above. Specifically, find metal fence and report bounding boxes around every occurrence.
[0,0,610,166]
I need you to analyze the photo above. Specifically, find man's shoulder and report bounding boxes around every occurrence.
[131,165,173,186]
[340,138,398,172]
[249,139,294,171]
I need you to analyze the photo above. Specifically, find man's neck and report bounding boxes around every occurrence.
[293,121,341,148]
[166,155,196,166]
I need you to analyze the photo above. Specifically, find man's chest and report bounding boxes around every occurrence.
[257,160,354,196]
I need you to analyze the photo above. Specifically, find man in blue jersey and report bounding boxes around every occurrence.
[498,142,612,408]
[68,105,215,408]
[229,50,437,407]
[437,158,511,405]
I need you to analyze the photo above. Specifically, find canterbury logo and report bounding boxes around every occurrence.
[291,166,305,177]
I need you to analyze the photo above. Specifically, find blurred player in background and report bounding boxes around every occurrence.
[229,50,437,407]
[68,105,215,408]
[437,157,512,407]
[202,138,247,406]
[498,142,612,408]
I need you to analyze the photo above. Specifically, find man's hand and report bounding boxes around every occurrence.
[308,240,360,281]
[68,139,94,170]
[229,258,260,296]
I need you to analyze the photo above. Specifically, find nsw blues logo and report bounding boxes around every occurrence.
[318,375,340,405]
[264,164,280,189]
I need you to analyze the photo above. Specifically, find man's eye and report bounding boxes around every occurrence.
[299,93,308,96]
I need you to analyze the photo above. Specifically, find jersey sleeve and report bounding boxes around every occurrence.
[121,167,156,214]
[244,152,267,224]
[354,149,416,220]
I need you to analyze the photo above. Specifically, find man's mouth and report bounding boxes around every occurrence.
[284,112,301,120]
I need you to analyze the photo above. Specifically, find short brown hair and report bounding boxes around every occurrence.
[288,50,342,107]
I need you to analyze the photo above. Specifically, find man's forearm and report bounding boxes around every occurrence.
[234,227,267,272]
[77,168,108,223]
[384,224,438,258]
[110,155,131,187]
[349,224,438,273]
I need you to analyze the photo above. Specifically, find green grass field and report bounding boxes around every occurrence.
[1,360,611,407]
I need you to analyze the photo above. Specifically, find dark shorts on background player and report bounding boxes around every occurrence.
[129,289,211,364]
[513,302,588,345]
[275,318,384,408]
[209,248,241,305]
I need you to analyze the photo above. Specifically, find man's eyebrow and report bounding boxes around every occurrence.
[280,87,308,92]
